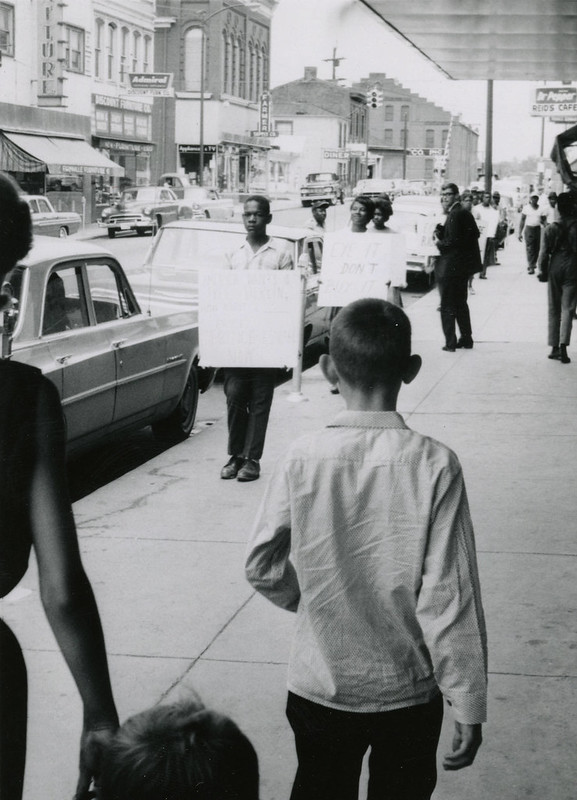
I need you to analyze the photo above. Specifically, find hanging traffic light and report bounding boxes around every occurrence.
[366,87,383,108]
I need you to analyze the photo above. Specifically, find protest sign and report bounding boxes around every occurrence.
[318,231,407,307]
[198,269,302,367]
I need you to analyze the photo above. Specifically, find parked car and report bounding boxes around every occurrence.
[388,196,444,282]
[352,178,397,200]
[131,220,330,354]
[24,195,81,238]
[98,186,181,239]
[1,236,205,454]
[300,172,345,207]
[177,186,235,220]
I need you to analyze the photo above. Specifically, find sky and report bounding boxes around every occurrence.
[269,0,563,164]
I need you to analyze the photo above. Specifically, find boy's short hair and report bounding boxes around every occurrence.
[243,194,270,216]
[330,298,412,389]
[556,191,577,217]
[99,699,259,800]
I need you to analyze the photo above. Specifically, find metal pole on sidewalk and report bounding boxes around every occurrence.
[484,79,493,196]
[287,269,309,403]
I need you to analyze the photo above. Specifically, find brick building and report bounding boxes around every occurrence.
[356,73,479,189]
[152,0,279,193]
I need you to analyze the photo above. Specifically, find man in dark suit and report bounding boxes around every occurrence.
[434,183,481,351]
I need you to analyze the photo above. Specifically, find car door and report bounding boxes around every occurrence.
[36,197,59,236]
[83,259,169,427]
[301,236,330,345]
[42,263,116,443]
[159,188,180,223]
[27,198,46,233]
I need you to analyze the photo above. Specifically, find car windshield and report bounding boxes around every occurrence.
[183,187,209,202]
[122,188,157,203]
[306,174,334,183]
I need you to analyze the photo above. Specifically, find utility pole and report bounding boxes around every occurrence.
[323,47,345,81]
[402,108,408,180]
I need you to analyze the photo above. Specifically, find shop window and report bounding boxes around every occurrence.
[123,114,135,138]
[275,120,293,135]
[384,105,394,121]
[0,3,14,56]
[107,23,116,81]
[184,27,202,92]
[94,19,104,78]
[425,129,435,148]
[143,35,151,72]
[132,30,140,73]
[110,111,123,135]
[384,128,393,146]
[135,115,149,138]
[63,25,85,73]
[424,158,434,180]
[95,108,109,132]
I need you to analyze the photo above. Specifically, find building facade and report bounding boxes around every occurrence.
[357,73,479,189]
[270,67,368,194]
[0,0,155,221]
[152,0,279,193]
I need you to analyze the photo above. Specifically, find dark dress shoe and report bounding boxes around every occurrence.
[548,347,561,360]
[456,339,474,349]
[221,456,244,479]
[237,459,260,482]
[442,345,456,352]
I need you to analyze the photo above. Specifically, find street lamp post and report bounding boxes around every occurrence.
[197,1,260,187]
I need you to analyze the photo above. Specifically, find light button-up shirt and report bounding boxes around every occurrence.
[227,237,293,270]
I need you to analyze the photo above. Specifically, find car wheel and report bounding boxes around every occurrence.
[58,226,69,238]
[151,215,163,235]
[152,366,199,443]
[204,210,210,219]
[107,229,116,239]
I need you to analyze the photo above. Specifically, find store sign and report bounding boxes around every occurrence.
[98,139,154,154]
[259,91,271,131]
[407,148,444,156]
[531,86,577,117]
[128,73,174,96]
[178,145,218,154]
[324,150,350,159]
[37,0,65,105]
[250,130,278,138]
[93,94,151,114]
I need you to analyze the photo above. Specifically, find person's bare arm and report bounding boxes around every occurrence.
[29,378,118,798]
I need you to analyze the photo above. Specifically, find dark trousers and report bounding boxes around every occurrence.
[437,275,473,349]
[286,692,443,800]
[0,620,27,800]
[223,368,277,460]
[548,266,577,347]
[524,226,541,271]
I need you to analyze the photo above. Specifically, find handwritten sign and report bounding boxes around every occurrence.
[318,232,407,307]
[198,269,302,367]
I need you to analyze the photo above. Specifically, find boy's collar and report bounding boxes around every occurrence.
[327,410,407,429]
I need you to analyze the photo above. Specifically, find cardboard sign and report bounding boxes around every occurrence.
[318,231,407,307]
[198,269,302,368]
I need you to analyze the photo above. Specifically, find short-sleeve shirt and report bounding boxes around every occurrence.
[521,203,544,228]
[227,237,293,270]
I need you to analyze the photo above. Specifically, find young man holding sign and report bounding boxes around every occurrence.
[220,196,293,482]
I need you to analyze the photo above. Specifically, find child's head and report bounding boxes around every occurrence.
[324,299,420,395]
[99,699,259,800]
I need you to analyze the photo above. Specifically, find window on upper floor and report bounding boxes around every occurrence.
[384,104,394,121]
[63,25,85,73]
[0,3,14,57]
[442,128,449,148]
[384,128,393,145]
[275,120,293,135]
[401,104,410,122]
[223,31,232,94]
[143,35,151,72]
[120,27,129,83]
[132,30,141,73]
[425,128,435,147]
[232,37,240,96]
[107,23,116,80]
[94,18,104,78]
[248,42,256,101]
[184,27,202,92]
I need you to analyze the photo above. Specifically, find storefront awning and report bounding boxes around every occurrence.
[1,132,124,176]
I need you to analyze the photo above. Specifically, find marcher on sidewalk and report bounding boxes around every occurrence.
[246,299,488,800]
[518,193,545,274]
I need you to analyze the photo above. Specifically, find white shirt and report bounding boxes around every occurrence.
[521,203,544,228]
[245,410,488,724]
[474,204,499,238]
[226,237,293,270]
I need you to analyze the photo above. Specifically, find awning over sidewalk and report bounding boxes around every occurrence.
[1,132,124,176]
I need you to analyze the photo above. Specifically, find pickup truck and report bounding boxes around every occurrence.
[300,172,345,207]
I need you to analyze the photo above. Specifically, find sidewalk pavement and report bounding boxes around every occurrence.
[73,196,303,240]
[2,237,577,799]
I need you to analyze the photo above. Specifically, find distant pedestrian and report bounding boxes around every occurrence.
[221,195,293,483]
[246,298,488,800]
[537,191,577,364]
[306,200,329,236]
[474,191,499,279]
[491,191,508,257]
[542,191,560,225]
[461,191,477,294]
[518,193,545,274]
[434,183,481,351]
[99,697,259,800]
